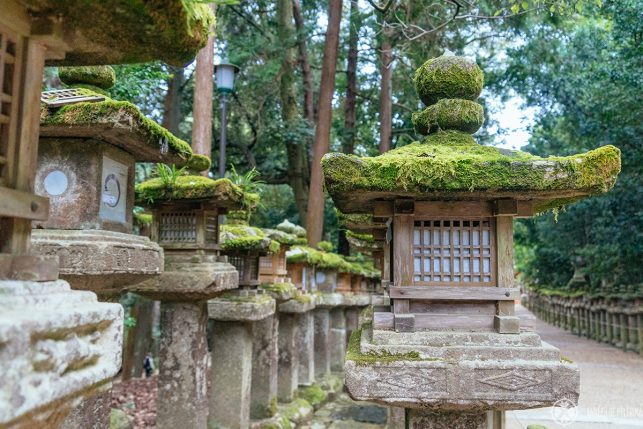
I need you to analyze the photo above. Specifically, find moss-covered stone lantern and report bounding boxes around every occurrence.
[260,221,306,285]
[30,67,198,298]
[323,54,620,428]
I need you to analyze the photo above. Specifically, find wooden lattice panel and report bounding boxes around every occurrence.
[203,211,219,246]
[0,24,21,187]
[159,211,197,243]
[260,256,273,269]
[412,219,496,286]
[40,88,104,107]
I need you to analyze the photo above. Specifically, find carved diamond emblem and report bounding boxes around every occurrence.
[478,370,544,391]
[383,369,438,390]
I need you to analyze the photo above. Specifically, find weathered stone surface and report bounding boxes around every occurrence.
[277,313,299,402]
[109,407,134,429]
[279,296,315,314]
[156,301,209,429]
[344,326,580,410]
[345,308,360,345]
[316,293,345,308]
[314,308,331,378]
[260,282,297,302]
[209,294,276,322]
[297,311,316,386]
[209,321,253,429]
[0,254,59,281]
[31,229,163,295]
[407,409,488,429]
[330,308,347,372]
[388,407,405,429]
[251,315,279,419]
[59,383,111,429]
[342,293,371,307]
[0,280,122,427]
[131,259,237,301]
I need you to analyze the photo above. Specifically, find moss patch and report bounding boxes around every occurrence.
[186,154,211,173]
[322,130,621,213]
[298,385,327,409]
[136,176,244,204]
[414,55,483,105]
[217,291,273,305]
[58,66,116,89]
[41,96,192,161]
[346,327,435,366]
[133,211,152,225]
[260,282,297,299]
[276,219,307,238]
[317,241,334,252]
[412,98,484,135]
[286,246,324,266]
[263,228,299,245]
[220,224,280,254]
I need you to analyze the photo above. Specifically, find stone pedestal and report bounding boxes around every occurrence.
[59,382,112,429]
[208,293,276,429]
[0,279,122,428]
[329,308,347,371]
[251,315,279,419]
[407,409,489,429]
[156,301,209,429]
[278,298,315,401]
[314,308,331,378]
[209,321,253,429]
[297,311,316,386]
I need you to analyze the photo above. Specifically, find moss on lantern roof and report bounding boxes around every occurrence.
[263,228,300,246]
[58,66,116,89]
[186,154,212,173]
[24,0,214,66]
[40,92,192,164]
[276,219,307,238]
[414,55,484,106]
[136,176,244,206]
[322,130,621,214]
[133,211,153,226]
[317,241,335,252]
[286,246,323,265]
[412,98,484,135]
[220,224,280,254]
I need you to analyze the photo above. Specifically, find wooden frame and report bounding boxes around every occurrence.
[259,247,288,284]
[150,203,220,251]
[228,252,261,287]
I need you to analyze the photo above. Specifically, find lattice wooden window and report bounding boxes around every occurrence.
[412,219,496,286]
[41,88,104,107]
[230,255,259,284]
[260,256,273,269]
[0,24,21,187]
[203,210,219,246]
[229,255,246,274]
[159,211,197,243]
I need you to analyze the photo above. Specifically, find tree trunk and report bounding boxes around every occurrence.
[338,0,360,255]
[279,0,310,226]
[306,0,343,245]
[162,66,185,135]
[378,22,393,154]
[122,296,155,379]
[292,0,315,123]
[191,4,217,174]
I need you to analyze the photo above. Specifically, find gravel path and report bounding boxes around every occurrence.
[507,304,643,429]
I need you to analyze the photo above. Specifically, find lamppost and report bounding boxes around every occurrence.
[215,62,240,178]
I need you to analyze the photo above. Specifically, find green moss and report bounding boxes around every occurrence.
[41,97,193,161]
[317,241,334,252]
[136,176,244,204]
[293,292,315,304]
[260,282,297,298]
[318,252,352,272]
[263,228,298,246]
[346,327,436,366]
[217,291,273,304]
[186,154,211,173]
[322,130,621,214]
[58,66,116,89]
[412,98,484,135]
[561,356,574,364]
[220,224,280,253]
[346,230,374,243]
[70,83,110,96]
[133,212,152,225]
[298,385,327,408]
[43,0,213,66]
[336,211,373,228]
[286,246,323,266]
[276,219,307,237]
[414,55,484,105]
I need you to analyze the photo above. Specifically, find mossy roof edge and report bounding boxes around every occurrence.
[135,176,245,206]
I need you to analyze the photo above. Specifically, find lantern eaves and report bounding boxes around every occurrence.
[322,130,620,214]
[135,176,245,208]
[24,0,214,66]
[40,92,193,164]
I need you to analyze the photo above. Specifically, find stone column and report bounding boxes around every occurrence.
[638,312,643,357]
[209,321,253,429]
[277,312,299,402]
[156,301,209,429]
[208,293,276,429]
[298,311,316,386]
[407,409,489,429]
[330,307,347,372]
[251,315,279,419]
[345,307,360,345]
[314,308,331,378]
[388,407,406,429]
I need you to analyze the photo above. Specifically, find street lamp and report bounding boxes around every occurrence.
[214,62,240,178]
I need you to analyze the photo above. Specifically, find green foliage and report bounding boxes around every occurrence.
[501,1,642,291]
[155,163,186,187]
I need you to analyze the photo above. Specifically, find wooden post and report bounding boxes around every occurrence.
[494,216,518,334]
[393,201,414,332]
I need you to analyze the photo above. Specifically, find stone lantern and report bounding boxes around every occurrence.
[130,158,242,429]
[260,221,306,285]
[286,243,320,293]
[322,55,621,427]
[30,67,192,298]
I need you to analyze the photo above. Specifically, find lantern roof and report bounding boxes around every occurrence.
[276,219,307,239]
[336,211,387,233]
[263,228,307,246]
[322,55,621,215]
[136,175,246,208]
[22,0,214,66]
[40,89,193,165]
[346,231,381,254]
[220,223,280,254]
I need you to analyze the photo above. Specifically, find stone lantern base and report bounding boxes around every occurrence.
[345,325,579,419]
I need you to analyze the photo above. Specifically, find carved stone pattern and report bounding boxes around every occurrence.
[477,369,545,392]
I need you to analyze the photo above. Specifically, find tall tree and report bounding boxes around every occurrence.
[162,66,185,135]
[278,0,310,225]
[292,0,315,123]
[192,4,217,171]
[306,0,343,245]
[378,20,393,153]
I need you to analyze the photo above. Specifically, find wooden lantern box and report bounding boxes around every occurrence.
[259,246,288,284]
[337,271,352,293]
[228,252,261,287]
[150,202,222,252]
[314,268,337,293]
[286,262,315,292]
